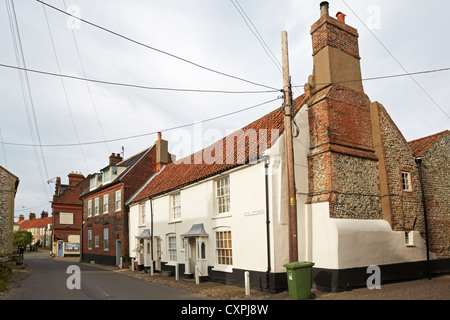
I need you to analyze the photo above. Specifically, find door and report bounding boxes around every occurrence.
[57,240,64,257]
[116,239,122,266]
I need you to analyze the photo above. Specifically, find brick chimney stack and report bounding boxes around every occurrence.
[68,172,84,187]
[40,211,48,219]
[18,214,24,222]
[310,2,363,93]
[109,153,123,166]
[29,213,36,220]
[155,132,169,172]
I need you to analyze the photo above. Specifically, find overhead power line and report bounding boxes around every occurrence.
[0,63,280,94]
[36,0,279,91]
[1,97,282,148]
[341,0,449,119]
[292,67,450,88]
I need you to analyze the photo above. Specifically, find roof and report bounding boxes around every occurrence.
[19,217,52,229]
[80,147,152,197]
[131,94,307,203]
[408,130,448,157]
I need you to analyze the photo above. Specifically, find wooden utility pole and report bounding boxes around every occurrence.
[281,30,298,262]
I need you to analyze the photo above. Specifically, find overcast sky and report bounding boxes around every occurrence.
[1,0,448,221]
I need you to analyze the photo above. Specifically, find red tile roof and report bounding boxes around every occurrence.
[131,95,307,202]
[19,217,52,229]
[408,130,448,157]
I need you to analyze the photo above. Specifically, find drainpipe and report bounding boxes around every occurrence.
[264,155,271,292]
[150,198,154,269]
[415,157,431,280]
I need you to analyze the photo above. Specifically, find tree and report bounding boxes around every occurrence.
[13,230,33,248]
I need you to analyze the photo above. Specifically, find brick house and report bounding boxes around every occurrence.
[80,134,171,266]
[17,212,52,247]
[0,165,19,256]
[51,172,89,257]
[125,2,449,292]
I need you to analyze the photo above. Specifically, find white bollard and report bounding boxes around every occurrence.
[195,264,200,284]
[131,258,135,271]
[175,263,179,281]
[245,271,250,295]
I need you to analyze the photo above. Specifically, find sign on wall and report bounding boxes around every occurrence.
[60,212,74,225]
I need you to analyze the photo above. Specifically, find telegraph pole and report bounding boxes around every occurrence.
[282,30,298,263]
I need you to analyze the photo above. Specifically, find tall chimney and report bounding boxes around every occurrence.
[29,213,36,220]
[109,153,123,165]
[310,3,363,93]
[68,172,84,187]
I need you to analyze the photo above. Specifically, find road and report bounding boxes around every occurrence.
[4,251,209,300]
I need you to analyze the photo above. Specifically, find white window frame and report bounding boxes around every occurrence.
[139,203,146,225]
[103,228,109,251]
[103,194,109,214]
[216,176,230,214]
[401,171,412,192]
[115,190,121,212]
[168,235,177,263]
[214,228,233,272]
[94,197,99,216]
[171,193,181,221]
[94,235,100,248]
[87,199,92,217]
[87,230,92,250]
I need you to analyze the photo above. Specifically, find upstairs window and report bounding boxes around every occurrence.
[139,203,146,225]
[401,171,412,192]
[94,197,99,216]
[103,194,109,214]
[115,190,121,211]
[216,177,230,214]
[172,193,181,220]
[87,199,92,217]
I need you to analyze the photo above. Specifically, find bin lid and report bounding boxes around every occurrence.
[283,261,315,269]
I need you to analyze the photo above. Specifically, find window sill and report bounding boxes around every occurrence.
[169,219,182,224]
[212,213,231,220]
[212,266,233,273]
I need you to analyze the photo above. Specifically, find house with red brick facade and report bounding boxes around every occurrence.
[80,134,171,266]
[51,172,89,257]
[17,212,52,248]
[126,2,449,292]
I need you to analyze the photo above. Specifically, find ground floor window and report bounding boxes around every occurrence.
[87,230,92,250]
[168,235,177,262]
[216,230,232,266]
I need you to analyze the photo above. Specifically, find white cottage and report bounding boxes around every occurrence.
[127,96,311,292]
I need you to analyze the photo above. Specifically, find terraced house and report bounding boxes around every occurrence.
[80,135,171,266]
[126,2,449,292]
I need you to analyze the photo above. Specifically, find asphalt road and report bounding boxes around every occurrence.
[4,251,209,300]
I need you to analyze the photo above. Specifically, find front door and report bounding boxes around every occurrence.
[116,239,122,266]
[57,240,64,257]
[184,237,208,277]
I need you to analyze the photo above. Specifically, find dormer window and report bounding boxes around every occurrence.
[102,169,111,183]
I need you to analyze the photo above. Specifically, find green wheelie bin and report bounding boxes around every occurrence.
[283,261,315,300]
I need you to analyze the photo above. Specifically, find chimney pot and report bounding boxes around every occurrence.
[320,1,329,17]
[158,132,162,140]
[336,11,346,23]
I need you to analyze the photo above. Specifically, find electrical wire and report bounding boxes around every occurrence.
[0,63,280,94]
[36,0,279,92]
[341,0,449,119]
[1,97,282,148]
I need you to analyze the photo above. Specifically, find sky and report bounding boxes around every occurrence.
[1,0,448,221]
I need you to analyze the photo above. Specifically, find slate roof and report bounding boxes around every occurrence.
[408,130,448,157]
[80,147,152,197]
[130,94,307,203]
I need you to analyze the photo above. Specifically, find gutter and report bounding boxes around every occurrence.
[415,157,431,280]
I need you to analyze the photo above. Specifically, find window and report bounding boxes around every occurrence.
[87,230,92,250]
[104,228,109,251]
[95,197,99,216]
[95,235,100,248]
[216,177,230,214]
[401,171,412,192]
[102,169,110,183]
[216,230,232,266]
[112,167,118,175]
[115,190,121,211]
[172,193,181,220]
[168,235,177,262]
[103,194,109,214]
[87,200,92,217]
[139,203,146,225]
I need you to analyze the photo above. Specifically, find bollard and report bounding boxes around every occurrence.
[175,263,179,281]
[131,258,135,271]
[245,271,250,295]
[195,265,200,284]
